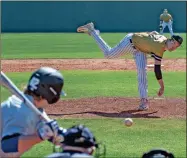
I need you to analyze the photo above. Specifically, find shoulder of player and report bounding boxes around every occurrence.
[149,31,160,35]
[150,32,167,38]
[2,95,23,108]
[165,13,172,17]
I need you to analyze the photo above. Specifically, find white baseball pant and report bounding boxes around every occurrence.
[160,21,174,36]
[91,31,148,100]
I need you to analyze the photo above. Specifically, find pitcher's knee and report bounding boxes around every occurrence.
[104,50,117,59]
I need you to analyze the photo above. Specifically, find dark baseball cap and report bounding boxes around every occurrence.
[171,35,183,45]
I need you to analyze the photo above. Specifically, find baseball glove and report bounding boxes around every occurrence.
[159,25,163,30]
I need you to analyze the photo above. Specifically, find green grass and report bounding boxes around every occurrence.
[1,71,185,101]
[22,118,186,158]
[1,33,186,59]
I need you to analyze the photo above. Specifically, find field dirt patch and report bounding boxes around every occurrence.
[2,59,186,119]
[1,58,186,72]
[46,97,186,119]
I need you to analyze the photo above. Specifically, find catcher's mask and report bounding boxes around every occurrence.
[53,124,106,158]
[27,67,66,104]
[142,149,175,158]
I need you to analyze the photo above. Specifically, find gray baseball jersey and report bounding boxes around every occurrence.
[1,94,46,138]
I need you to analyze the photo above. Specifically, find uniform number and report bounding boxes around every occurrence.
[29,77,40,91]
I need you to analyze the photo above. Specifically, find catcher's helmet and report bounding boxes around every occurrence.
[62,124,98,148]
[27,67,65,104]
[142,149,175,158]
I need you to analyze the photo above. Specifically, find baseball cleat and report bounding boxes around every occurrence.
[77,22,94,34]
[137,98,149,111]
[138,104,149,111]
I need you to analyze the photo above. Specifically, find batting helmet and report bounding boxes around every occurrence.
[27,67,65,104]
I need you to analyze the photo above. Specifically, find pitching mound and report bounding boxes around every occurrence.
[46,97,186,119]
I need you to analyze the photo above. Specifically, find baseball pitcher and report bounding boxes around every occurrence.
[1,67,66,157]
[77,23,183,110]
[159,9,173,36]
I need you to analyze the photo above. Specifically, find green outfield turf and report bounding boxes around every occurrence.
[1,71,186,101]
[1,71,186,157]
[1,32,186,158]
[1,33,186,59]
[22,118,186,158]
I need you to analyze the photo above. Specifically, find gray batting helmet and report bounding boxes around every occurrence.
[27,67,65,104]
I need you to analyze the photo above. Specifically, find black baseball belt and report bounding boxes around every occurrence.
[129,39,137,50]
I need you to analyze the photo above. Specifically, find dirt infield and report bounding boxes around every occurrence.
[2,59,186,118]
[1,59,186,72]
[47,97,186,119]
